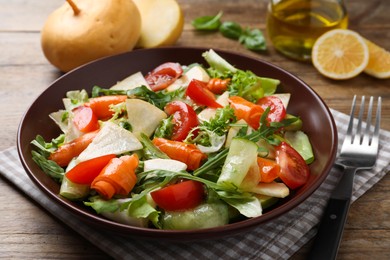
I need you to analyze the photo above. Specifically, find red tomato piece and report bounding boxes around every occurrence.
[275,142,310,189]
[186,79,223,108]
[164,101,199,141]
[145,62,183,91]
[151,180,205,211]
[65,154,116,185]
[256,96,286,122]
[72,106,100,133]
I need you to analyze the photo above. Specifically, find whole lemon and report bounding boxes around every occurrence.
[41,0,141,72]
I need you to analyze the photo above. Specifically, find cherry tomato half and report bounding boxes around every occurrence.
[256,96,286,122]
[65,154,116,185]
[164,101,199,142]
[145,62,183,91]
[72,106,100,133]
[186,79,223,108]
[275,142,310,189]
[151,180,205,211]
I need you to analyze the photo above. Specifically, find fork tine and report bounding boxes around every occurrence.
[362,96,373,146]
[372,96,381,148]
[355,96,365,144]
[345,95,357,144]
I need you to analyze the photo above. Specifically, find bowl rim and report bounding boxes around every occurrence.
[17,46,338,240]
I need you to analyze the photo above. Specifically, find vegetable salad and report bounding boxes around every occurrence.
[31,50,314,230]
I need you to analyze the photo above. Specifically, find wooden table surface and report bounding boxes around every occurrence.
[1,0,389,259]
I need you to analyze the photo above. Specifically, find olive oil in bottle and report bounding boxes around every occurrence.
[266,0,348,61]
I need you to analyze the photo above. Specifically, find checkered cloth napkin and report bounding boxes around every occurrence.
[0,109,389,259]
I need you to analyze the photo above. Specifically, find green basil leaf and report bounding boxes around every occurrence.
[239,29,267,51]
[192,11,223,31]
[219,21,243,40]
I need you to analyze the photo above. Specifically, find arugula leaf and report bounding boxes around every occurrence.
[139,133,169,160]
[194,108,298,177]
[31,134,64,158]
[84,196,122,214]
[92,85,185,110]
[191,11,223,31]
[31,150,64,182]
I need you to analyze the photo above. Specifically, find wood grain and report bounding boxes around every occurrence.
[0,0,389,259]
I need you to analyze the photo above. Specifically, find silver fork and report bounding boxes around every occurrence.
[308,95,382,260]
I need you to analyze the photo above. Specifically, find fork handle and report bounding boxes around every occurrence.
[307,167,356,260]
[307,198,351,260]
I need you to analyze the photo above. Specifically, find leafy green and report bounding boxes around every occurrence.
[186,106,236,147]
[202,49,237,76]
[239,28,267,51]
[85,196,161,228]
[31,151,64,182]
[66,89,89,110]
[191,11,223,31]
[84,196,122,214]
[136,169,262,218]
[31,134,64,158]
[154,115,174,139]
[194,108,298,177]
[193,13,267,51]
[203,50,279,102]
[126,194,160,228]
[219,21,243,39]
[139,133,169,160]
[229,70,264,102]
[92,85,185,110]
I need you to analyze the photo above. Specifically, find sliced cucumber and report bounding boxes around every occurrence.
[60,176,90,200]
[260,77,280,96]
[202,49,237,73]
[283,114,303,131]
[255,194,279,210]
[217,138,258,188]
[284,130,314,164]
[161,202,229,230]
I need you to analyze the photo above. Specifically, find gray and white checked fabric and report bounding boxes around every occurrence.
[0,109,389,259]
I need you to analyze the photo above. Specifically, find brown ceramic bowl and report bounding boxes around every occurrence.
[17,47,337,241]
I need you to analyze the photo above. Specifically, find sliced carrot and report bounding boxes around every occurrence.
[257,157,280,183]
[152,138,207,171]
[91,154,139,199]
[65,154,116,185]
[228,96,264,129]
[206,78,230,95]
[49,130,99,167]
[72,105,100,133]
[85,95,127,119]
